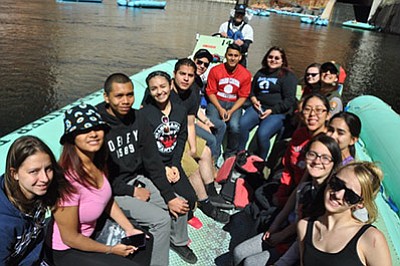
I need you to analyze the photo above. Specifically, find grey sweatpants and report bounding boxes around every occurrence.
[115,175,189,266]
[233,232,279,266]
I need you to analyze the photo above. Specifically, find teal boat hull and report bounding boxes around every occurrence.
[0,35,398,263]
[342,20,377,30]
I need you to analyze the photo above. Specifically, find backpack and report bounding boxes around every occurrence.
[216,150,265,208]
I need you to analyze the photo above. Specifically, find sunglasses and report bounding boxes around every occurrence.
[321,68,338,75]
[306,73,319,77]
[267,55,282,61]
[196,59,210,68]
[328,175,363,205]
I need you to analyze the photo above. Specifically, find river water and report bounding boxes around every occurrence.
[1,0,399,137]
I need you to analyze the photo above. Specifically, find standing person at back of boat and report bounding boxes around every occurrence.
[219,3,254,67]
[206,43,252,159]
[238,46,297,160]
[319,62,343,115]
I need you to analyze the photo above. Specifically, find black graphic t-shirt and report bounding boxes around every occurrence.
[142,101,188,167]
[250,67,297,115]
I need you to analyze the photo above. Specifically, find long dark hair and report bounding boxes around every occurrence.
[329,112,362,157]
[304,134,342,172]
[4,136,71,214]
[302,134,342,217]
[261,46,292,78]
[59,136,108,189]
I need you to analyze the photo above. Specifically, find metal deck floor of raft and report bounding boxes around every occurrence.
[169,208,235,266]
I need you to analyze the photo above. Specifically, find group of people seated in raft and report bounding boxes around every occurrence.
[0,42,392,266]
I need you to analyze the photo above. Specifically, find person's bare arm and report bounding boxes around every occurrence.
[360,227,392,266]
[53,206,135,256]
[187,114,197,158]
[108,200,143,238]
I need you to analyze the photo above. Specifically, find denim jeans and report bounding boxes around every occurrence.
[195,117,226,161]
[206,100,242,158]
[238,106,286,159]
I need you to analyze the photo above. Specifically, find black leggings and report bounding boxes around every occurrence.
[173,165,197,211]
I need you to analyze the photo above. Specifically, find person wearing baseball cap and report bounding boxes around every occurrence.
[218,3,254,67]
[320,61,343,115]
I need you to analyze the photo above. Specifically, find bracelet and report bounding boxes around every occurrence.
[105,245,113,254]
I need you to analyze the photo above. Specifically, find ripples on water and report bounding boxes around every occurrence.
[0,0,399,137]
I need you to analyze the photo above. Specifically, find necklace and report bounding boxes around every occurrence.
[161,114,170,133]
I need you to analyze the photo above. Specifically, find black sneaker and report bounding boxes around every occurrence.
[170,243,198,264]
[210,208,230,224]
[209,194,235,210]
[199,203,230,224]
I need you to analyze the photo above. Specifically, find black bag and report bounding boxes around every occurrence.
[217,150,265,208]
[243,180,280,232]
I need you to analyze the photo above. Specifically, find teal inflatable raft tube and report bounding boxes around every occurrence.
[117,0,166,9]
[347,95,400,263]
[0,59,177,173]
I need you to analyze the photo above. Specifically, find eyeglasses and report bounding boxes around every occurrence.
[305,150,333,165]
[196,59,210,68]
[267,55,282,61]
[161,115,170,133]
[328,175,363,205]
[306,73,319,77]
[302,106,327,115]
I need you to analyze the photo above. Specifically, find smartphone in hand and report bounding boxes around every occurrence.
[121,233,146,248]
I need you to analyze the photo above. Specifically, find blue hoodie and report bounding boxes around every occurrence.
[0,175,45,265]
